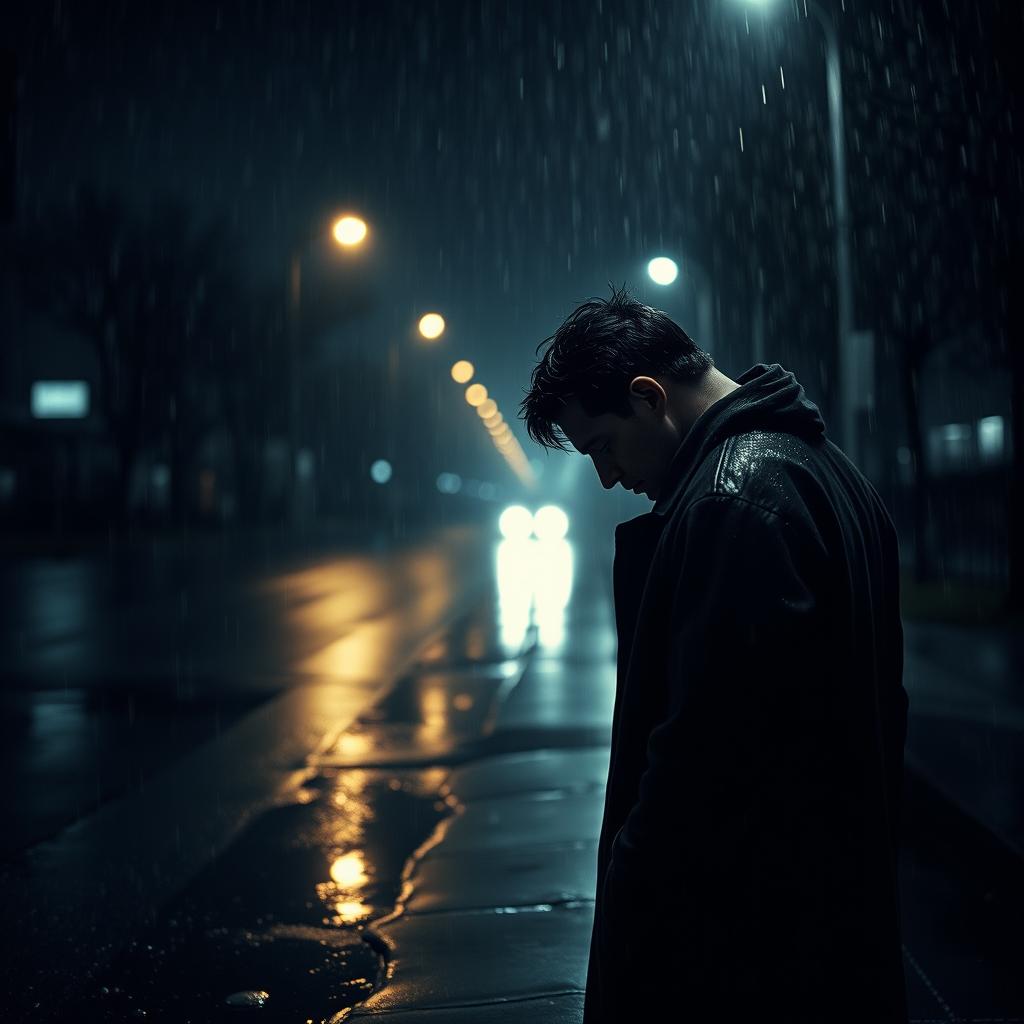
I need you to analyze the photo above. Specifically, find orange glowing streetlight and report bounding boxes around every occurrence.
[451,360,474,383]
[419,313,446,340]
[332,215,368,247]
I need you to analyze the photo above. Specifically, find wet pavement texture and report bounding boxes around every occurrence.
[899,770,1024,1021]
[0,523,494,1021]
[53,538,561,1023]
[87,769,447,1022]
[903,620,1024,856]
[0,683,269,856]
[0,523,487,854]
[4,526,1024,1022]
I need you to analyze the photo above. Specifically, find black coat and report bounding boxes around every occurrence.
[584,363,909,1022]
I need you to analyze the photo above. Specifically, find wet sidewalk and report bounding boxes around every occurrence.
[334,571,1024,1021]
[903,620,1024,856]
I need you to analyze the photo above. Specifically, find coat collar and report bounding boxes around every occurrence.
[650,362,824,518]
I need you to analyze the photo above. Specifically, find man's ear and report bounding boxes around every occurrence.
[628,376,666,411]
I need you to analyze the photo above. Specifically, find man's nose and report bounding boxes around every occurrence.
[595,462,621,490]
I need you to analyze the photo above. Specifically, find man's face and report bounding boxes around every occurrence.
[555,377,685,501]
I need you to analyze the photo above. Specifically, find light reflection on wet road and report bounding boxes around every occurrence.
[0,524,488,854]
[58,532,580,1022]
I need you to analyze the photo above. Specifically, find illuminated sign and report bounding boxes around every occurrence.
[31,380,89,419]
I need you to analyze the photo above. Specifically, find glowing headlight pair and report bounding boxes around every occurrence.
[498,505,569,541]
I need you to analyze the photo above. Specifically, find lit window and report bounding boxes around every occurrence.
[31,381,89,419]
[929,423,971,472]
[977,416,1004,463]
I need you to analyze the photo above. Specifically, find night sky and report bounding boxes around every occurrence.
[5,0,1020,512]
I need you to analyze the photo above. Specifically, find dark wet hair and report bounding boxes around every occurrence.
[519,283,713,451]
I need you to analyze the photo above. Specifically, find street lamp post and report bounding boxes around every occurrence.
[741,0,856,464]
[809,3,857,468]
[286,213,367,525]
[286,248,303,525]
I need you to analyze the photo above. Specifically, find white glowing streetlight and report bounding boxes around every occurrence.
[647,256,679,286]
[533,505,570,541]
[499,505,534,541]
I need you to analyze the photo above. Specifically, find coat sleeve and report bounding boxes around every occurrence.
[608,492,828,879]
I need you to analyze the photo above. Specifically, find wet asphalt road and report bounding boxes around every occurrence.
[0,523,487,855]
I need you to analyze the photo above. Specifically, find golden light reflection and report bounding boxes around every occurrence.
[333,731,376,761]
[317,769,375,849]
[476,398,498,419]
[280,546,457,685]
[318,845,374,924]
[330,851,370,888]
[465,383,488,406]
[333,899,371,924]
[453,693,474,711]
[419,685,449,729]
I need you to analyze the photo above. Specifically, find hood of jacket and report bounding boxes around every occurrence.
[651,362,826,518]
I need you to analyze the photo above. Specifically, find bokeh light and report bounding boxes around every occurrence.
[436,472,462,494]
[533,504,570,541]
[498,505,534,540]
[647,256,679,285]
[451,360,474,383]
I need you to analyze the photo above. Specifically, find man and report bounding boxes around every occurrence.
[519,286,909,1022]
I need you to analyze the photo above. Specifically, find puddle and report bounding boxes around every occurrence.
[84,768,450,1023]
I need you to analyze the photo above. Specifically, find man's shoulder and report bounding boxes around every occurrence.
[668,430,830,531]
